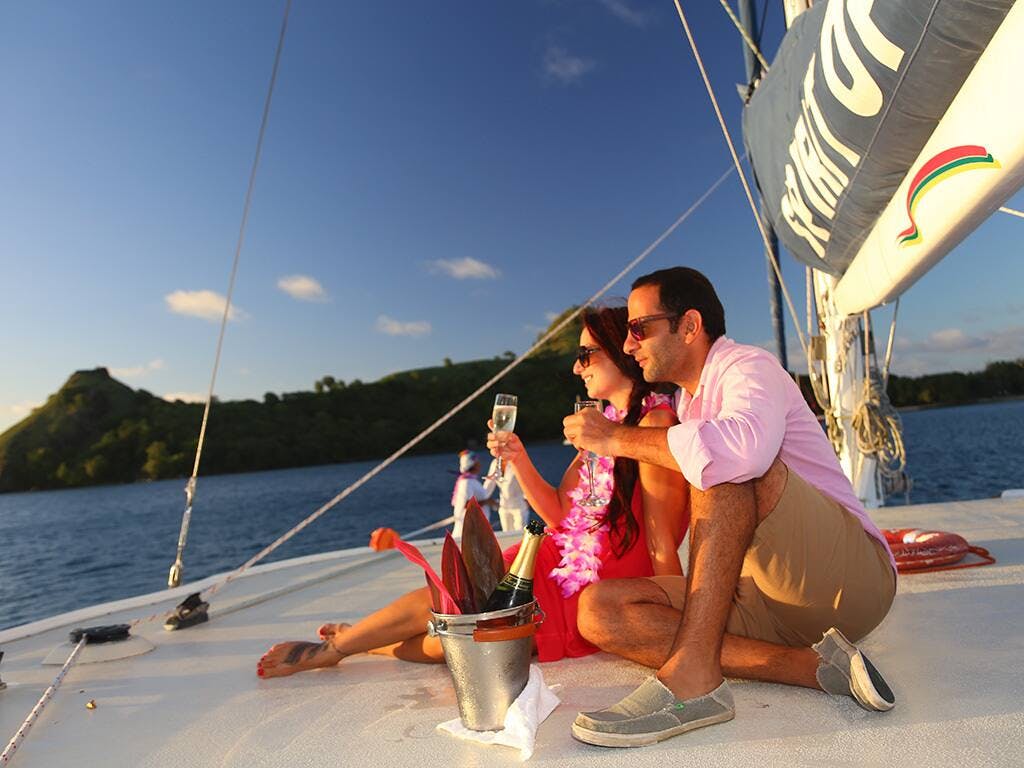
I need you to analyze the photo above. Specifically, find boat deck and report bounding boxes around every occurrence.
[2,497,1023,766]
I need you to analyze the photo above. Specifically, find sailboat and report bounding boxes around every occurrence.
[2,1,1023,764]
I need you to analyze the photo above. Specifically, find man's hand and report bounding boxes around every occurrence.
[563,408,619,456]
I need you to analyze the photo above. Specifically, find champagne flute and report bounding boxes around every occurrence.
[491,393,518,480]
[574,400,609,508]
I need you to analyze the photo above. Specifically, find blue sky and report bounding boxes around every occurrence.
[2,1,1022,434]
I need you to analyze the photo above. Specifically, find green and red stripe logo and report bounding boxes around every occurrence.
[897,145,999,246]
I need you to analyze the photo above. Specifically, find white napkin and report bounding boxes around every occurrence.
[436,664,561,760]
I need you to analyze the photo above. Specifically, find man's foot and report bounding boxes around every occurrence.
[813,627,895,711]
[316,622,352,641]
[257,641,344,679]
[571,678,734,748]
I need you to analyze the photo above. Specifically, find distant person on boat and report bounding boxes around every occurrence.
[255,305,690,679]
[484,456,527,531]
[450,450,496,538]
[563,267,898,748]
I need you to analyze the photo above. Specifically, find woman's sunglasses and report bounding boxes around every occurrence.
[576,345,601,369]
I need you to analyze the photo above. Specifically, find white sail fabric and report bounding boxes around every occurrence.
[742,0,1014,277]
[834,0,1024,313]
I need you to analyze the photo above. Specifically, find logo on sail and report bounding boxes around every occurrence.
[897,145,999,247]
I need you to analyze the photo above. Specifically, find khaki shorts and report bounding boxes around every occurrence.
[650,468,896,647]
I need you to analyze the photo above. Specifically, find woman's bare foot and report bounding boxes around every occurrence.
[317,622,352,641]
[257,641,344,679]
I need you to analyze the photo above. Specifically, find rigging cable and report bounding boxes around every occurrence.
[670,0,808,358]
[107,160,739,633]
[999,205,1024,219]
[167,0,294,589]
[1,639,87,765]
[716,0,770,73]
[200,160,740,598]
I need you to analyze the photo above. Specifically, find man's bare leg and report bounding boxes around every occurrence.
[578,578,819,688]
[578,458,821,693]
[656,477,756,698]
[258,587,437,678]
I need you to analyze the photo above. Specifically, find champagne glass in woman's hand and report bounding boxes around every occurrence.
[574,400,609,508]
[490,394,518,480]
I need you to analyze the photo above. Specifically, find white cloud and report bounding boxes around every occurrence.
[162,392,206,403]
[597,0,650,27]
[165,290,246,322]
[896,327,988,354]
[9,400,41,419]
[277,274,328,302]
[427,257,501,280]
[892,325,1024,374]
[543,45,596,85]
[376,315,432,337]
[111,359,165,379]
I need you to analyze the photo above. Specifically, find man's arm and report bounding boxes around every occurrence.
[666,356,787,490]
[563,409,678,471]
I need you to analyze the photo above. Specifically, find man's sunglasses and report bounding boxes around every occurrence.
[576,345,601,369]
[626,312,681,341]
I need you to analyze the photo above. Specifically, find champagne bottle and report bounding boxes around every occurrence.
[481,519,546,612]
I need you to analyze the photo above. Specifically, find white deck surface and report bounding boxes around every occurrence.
[2,497,1023,767]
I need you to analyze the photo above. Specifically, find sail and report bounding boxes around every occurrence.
[742,0,1016,282]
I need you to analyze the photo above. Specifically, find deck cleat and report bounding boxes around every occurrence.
[164,592,210,631]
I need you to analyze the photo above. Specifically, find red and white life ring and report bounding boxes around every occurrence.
[882,528,995,573]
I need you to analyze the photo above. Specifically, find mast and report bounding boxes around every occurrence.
[738,0,788,372]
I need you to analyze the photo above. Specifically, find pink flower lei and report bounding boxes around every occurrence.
[548,393,671,597]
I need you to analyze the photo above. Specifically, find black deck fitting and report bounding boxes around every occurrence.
[68,624,132,644]
[163,592,210,631]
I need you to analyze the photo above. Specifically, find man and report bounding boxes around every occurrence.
[562,267,896,748]
[485,456,527,531]
[451,450,496,538]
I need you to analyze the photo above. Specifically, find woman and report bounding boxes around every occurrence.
[257,306,689,677]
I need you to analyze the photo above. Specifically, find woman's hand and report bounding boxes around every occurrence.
[487,419,525,465]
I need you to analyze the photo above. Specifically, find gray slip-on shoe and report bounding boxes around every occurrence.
[571,677,735,748]
[814,627,895,712]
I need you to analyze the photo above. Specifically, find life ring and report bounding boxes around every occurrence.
[882,528,995,573]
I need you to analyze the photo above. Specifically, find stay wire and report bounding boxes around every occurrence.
[168,0,293,587]
[1,639,87,764]
[201,160,740,599]
[717,0,770,72]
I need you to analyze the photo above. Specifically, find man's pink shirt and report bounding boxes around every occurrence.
[666,336,896,571]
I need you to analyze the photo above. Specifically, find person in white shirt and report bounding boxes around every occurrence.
[451,450,496,537]
[485,457,527,531]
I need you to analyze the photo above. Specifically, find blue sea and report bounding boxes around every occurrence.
[2,400,1022,632]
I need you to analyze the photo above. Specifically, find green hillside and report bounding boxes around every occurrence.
[0,315,584,493]
[2,309,1021,493]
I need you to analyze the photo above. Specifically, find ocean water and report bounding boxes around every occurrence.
[2,400,1022,631]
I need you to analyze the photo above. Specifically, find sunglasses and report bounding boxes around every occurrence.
[576,345,602,369]
[626,312,680,341]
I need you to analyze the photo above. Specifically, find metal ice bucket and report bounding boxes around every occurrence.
[427,601,543,731]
